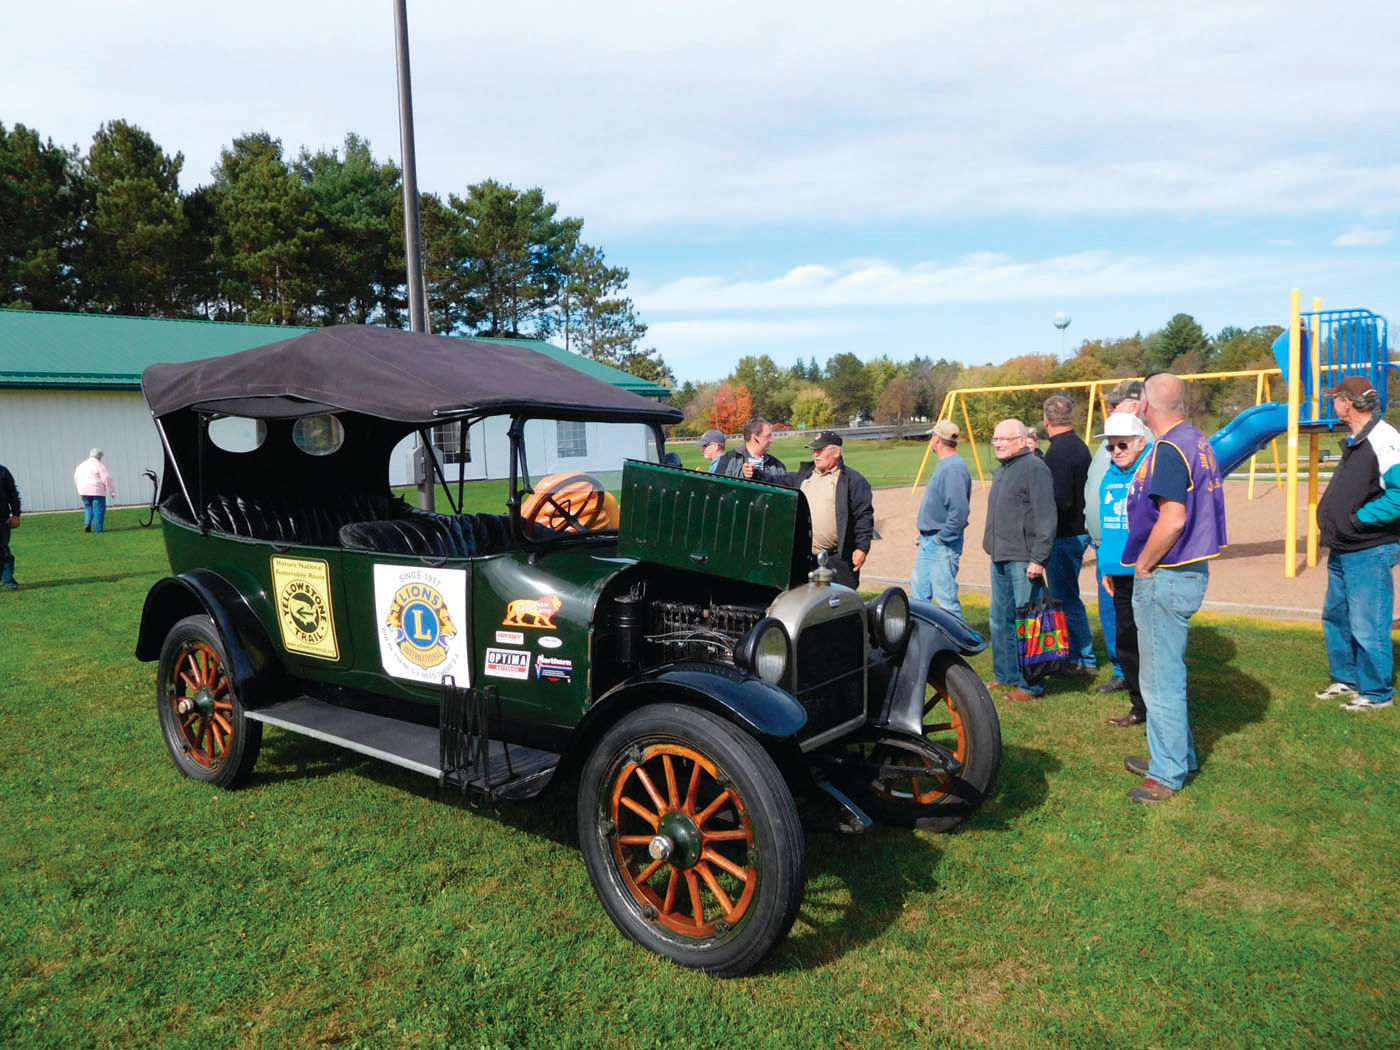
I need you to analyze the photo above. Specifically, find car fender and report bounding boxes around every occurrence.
[871,599,986,737]
[576,662,808,757]
[135,569,287,704]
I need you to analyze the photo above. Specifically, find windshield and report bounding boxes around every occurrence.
[517,418,659,493]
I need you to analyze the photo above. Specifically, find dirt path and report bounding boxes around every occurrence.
[861,478,1373,624]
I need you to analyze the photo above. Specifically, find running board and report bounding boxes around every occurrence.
[245,697,559,799]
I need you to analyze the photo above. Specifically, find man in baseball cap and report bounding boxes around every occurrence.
[1315,373,1400,710]
[912,420,970,617]
[699,429,726,472]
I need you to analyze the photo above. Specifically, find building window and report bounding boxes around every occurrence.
[431,423,471,464]
[556,421,588,458]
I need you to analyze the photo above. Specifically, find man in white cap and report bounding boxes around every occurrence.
[911,420,971,617]
[1097,411,1152,727]
[73,448,116,533]
[1315,375,1400,711]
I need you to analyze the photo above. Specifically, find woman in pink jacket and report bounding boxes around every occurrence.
[74,448,116,533]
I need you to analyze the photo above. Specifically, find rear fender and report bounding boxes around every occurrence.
[135,570,287,705]
[871,600,986,737]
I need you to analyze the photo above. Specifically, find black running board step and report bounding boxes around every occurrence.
[245,697,559,789]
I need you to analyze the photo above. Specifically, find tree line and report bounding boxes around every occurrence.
[673,314,1290,437]
[0,119,671,383]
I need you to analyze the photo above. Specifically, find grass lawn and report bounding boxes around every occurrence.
[2,509,1398,1050]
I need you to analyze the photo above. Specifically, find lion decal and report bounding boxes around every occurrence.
[502,594,562,629]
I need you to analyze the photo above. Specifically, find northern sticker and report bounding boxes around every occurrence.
[535,656,573,684]
[271,556,339,660]
[484,647,531,680]
[373,565,470,685]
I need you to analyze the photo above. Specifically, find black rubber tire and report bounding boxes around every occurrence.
[847,652,1001,832]
[578,704,806,977]
[157,614,262,789]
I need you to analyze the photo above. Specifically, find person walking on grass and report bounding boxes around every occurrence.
[0,461,20,590]
[74,448,116,533]
[1314,376,1400,712]
[1120,373,1227,804]
[983,418,1057,703]
[911,420,971,618]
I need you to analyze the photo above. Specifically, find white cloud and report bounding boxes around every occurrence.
[1333,227,1395,247]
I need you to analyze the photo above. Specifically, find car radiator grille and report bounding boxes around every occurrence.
[794,613,866,739]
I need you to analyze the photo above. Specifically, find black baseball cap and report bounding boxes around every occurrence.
[806,431,843,449]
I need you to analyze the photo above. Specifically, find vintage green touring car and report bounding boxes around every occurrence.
[136,325,1001,977]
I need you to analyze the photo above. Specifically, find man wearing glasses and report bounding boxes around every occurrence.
[983,419,1057,702]
[1097,413,1152,727]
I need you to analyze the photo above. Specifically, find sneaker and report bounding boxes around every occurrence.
[1060,664,1097,678]
[1341,697,1394,711]
[1129,778,1178,804]
[1097,675,1128,693]
[1314,681,1359,700]
[1,579,16,591]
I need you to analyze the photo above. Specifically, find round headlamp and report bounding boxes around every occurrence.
[734,617,790,685]
[869,587,911,652]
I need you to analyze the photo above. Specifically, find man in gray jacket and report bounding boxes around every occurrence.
[984,419,1057,701]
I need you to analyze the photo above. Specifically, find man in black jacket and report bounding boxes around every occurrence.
[713,417,786,478]
[1314,375,1400,711]
[983,419,1057,701]
[1042,394,1097,676]
[756,431,873,588]
[1,462,21,591]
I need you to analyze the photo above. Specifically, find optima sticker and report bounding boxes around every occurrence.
[484,648,530,680]
[272,556,339,660]
[373,565,470,685]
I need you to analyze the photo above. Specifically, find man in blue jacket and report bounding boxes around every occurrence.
[911,420,971,617]
[1314,375,1400,711]
[0,462,20,591]
[983,419,1057,702]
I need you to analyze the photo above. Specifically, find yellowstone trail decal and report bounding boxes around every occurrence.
[373,565,470,685]
[272,556,339,660]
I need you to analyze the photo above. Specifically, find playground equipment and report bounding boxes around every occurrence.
[918,291,1393,578]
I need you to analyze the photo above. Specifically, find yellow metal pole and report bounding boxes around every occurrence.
[1284,289,1302,578]
[1083,381,1100,442]
[1306,300,1323,568]
[960,394,988,487]
[1247,371,1265,500]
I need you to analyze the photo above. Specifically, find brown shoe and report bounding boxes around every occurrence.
[1002,688,1039,702]
[1107,711,1146,727]
[1129,778,1178,803]
[1124,755,1198,781]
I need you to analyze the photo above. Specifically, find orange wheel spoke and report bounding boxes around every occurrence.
[701,848,750,883]
[633,767,667,812]
[636,857,666,883]
[662,754,680,809]
[695,862,735,914]
[662,868,680,913]
[702,828,749,842]
[684,870,705,926]
[925,719,954,733]
[619,794,660,827]
[684,763,702,812]
[695,789,732,827]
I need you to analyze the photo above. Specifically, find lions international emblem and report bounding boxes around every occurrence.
[385,581,458,669]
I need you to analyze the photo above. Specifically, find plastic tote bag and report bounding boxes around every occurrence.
[1016,592,1071,682]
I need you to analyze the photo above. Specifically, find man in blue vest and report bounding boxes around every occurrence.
[1120,374,1227,803]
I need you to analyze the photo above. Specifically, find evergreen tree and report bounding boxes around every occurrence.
[83,120,188,315]
[0,122,85,310]
[1150,313,1212,373]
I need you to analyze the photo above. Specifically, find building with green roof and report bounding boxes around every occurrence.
[0,309,672,511]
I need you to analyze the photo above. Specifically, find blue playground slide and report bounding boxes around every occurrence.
[1208,401,1291,477]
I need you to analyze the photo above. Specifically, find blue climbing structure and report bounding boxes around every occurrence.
[1208,308,1391,476]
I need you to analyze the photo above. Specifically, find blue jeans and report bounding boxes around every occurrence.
[1047,534,1096,668]
[1322,542,1398,703]
[990,560,1045,694]
[911,535,963,618]
[82,495,107,533]
[1133,564,1209,790]
[1095,557,1124,677]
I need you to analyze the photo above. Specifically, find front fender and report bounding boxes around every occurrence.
[871,600,986,737]
[574,662,808,759]
[135,570,287,705]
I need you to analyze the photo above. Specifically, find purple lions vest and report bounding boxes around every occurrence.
[1122,420,1227,568]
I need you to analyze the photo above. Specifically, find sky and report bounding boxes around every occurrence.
[6,0,1399,385]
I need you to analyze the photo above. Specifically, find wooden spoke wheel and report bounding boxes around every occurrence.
[157,615,261,788]
[579,705,804,977]
[844,652,1001,832]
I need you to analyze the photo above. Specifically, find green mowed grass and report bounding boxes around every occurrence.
[2,509,1397,1049]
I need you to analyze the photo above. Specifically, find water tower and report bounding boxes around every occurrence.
[1053,312,1072,355]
